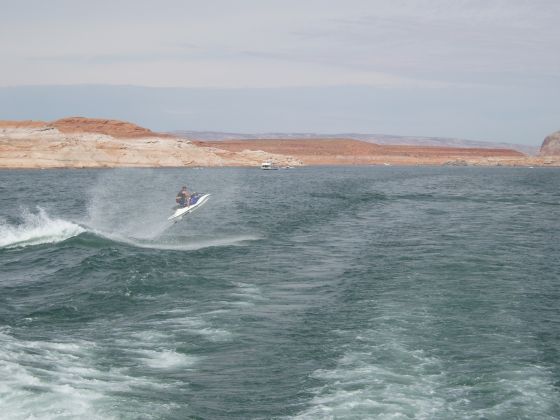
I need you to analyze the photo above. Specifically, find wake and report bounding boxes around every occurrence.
[90,230,261,251]
[0,208,85,249]
[0,208,259,251]
[2,169,259,251]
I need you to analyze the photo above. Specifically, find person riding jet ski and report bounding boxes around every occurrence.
[176,186,191,208]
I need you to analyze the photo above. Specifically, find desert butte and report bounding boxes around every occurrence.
[1,117,559,169]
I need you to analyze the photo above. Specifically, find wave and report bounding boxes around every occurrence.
[0,208,85,249]
[85,229,261,251]
[0,208,260,251]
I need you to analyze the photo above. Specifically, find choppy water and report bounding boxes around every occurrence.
[0,167,559,419]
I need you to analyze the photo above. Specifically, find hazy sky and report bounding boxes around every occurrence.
[1,0,559,143]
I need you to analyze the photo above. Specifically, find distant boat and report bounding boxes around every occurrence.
[261,161,278,170]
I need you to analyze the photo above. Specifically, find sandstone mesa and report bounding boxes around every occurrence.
[540,131,560,156]
[0,117,558,168]
[0,117,300,169]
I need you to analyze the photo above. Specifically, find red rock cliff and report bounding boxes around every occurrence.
[50,117,162,138]
[540,131,560,156]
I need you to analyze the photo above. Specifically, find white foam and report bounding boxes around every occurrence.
[0,329,111,420]
[296,324,559,419]
[118,234,261,251]
[193,327,233,342]
[0,208,84,248]
[296,348,446,420]
[85,227,261,251]
[294,303,449,420]
[150,314,233,342]
[230,282,266,302]
[0,328,183,419]
[138,349,198,369]
[445,364,560,418]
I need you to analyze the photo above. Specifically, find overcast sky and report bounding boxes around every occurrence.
[1,0,559,144]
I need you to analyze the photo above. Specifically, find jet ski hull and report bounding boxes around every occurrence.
[168,193,210,221]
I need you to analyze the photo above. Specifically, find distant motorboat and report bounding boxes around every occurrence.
[261,161,278,170]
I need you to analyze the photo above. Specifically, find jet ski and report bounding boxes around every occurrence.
[168,192,211,222]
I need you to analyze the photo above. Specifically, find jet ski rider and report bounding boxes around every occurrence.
[176,185,191,208]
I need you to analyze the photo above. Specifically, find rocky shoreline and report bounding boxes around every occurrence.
[0,118,301,169]
[195,138,559,167]
[1,117,559,168]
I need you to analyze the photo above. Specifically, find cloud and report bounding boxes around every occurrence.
[1,0,557,89]
[0,0,558,143]
[289,1,560,86]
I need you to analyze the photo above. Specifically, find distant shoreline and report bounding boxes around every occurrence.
[3,163,560,171]
[1,117,559,169]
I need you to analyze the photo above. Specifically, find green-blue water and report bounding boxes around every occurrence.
[1,167,559,419]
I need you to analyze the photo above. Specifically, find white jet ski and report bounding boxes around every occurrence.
[168,193,211,222]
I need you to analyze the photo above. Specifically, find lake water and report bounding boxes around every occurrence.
[1,167,559,419]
